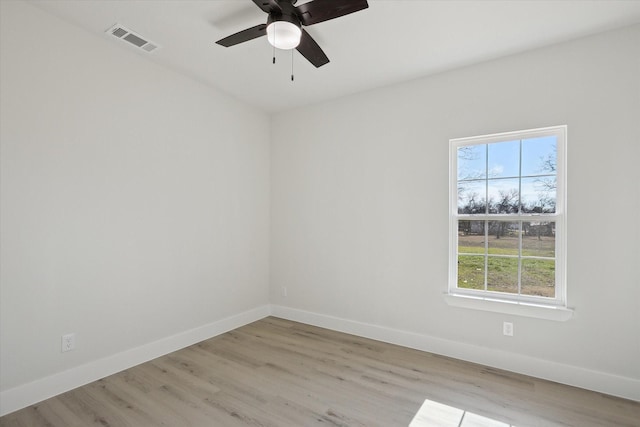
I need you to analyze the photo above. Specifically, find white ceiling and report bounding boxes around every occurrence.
[30,0,640,113]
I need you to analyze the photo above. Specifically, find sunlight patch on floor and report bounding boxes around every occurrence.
[410,398,514,427]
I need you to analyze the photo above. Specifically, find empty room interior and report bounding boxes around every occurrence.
[1,0,639,426]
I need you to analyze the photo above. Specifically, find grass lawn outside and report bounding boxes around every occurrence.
[457,234,555,297]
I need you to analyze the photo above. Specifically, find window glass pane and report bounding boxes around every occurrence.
[458,180,486,214]
[458,220,485,254]
[487,178,519,213]
[522,136,556,177]
[486,257,518,293]
[521,258,555,297]
[487,221,519,255]
[521,177,556,213]
[488,140,520,178]
[522,221,555,256]
[457,255,485,290]
[457,145,486,181]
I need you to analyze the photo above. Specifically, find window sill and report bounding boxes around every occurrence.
[444,293,573,321]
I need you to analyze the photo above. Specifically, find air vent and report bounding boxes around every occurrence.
[106,24,160,53]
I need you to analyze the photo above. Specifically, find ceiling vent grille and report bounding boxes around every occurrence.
[106,24,160,53]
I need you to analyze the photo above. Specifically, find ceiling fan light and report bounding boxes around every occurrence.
[266,21,301,50]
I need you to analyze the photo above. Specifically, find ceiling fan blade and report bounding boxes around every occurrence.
[296,29,329,68]
[296,0,368,26]
[251,0,281,14]
[216,24,267,47]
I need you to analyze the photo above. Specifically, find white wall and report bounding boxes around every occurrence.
[0,0,270,405]
[271,25,640,399]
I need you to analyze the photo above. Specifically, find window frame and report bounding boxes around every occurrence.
[448,125,567,309]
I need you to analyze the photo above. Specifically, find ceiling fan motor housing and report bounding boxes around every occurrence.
[266,2,302,29]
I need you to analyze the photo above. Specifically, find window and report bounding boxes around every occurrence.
[449,126,567,310]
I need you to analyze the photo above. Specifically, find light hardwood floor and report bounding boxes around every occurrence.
[1,317,638,426]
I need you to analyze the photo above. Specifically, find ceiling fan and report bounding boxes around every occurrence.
[215,0,369,68]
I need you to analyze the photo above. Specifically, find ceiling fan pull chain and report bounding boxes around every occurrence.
[291,50,294,82]
[272,22,276,64]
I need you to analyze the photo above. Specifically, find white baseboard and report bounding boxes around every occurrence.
[0,305,271,416]
[271,305,640,402]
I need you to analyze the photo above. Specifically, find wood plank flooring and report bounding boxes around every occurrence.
[1,317,638,426]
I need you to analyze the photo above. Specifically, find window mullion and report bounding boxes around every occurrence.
[456,213,561,220]
[517,139,523,296]
[484,144,489,291]
[518,221,523,296]
[484,220,488,291]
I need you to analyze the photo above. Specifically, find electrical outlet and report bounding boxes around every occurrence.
[503,322,514,337]
[62,333,76,352]
[282,286,288,297]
